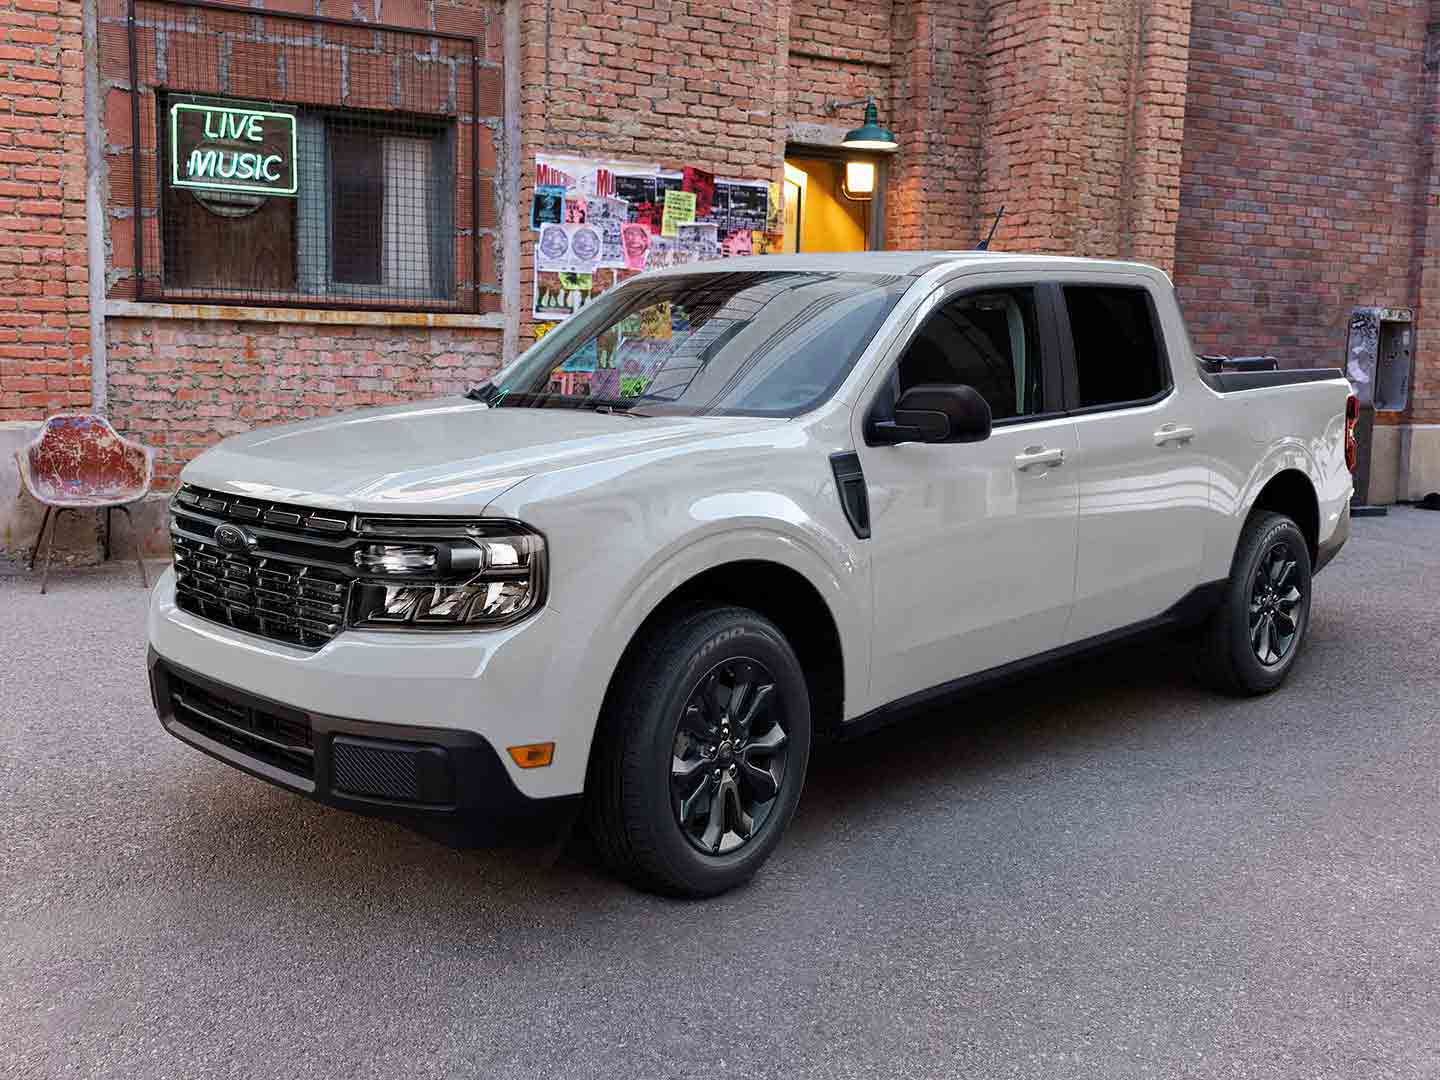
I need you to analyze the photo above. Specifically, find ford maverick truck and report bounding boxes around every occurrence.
[148,252,1354,896]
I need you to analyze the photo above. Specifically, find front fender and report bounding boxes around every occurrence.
[609,520,868,687]
[486,433,873,792]
[568,518,869,774]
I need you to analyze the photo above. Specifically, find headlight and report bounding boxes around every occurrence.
[348,518,546,630]
[354,544,441,574]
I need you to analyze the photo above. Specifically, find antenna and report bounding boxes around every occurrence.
[976,205,1004,251]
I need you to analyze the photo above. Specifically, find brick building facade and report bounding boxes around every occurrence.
[2,0,1438,559]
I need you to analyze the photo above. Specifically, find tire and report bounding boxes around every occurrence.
[585,606,812,897]
[1196,510,1313,696]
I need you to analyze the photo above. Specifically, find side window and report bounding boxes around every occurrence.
[896,287,1043,422]
[1063,286,1168,408]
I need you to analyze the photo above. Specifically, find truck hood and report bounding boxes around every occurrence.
[181,398,788,513]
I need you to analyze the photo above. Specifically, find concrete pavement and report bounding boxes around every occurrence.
[3,510,1440,1079]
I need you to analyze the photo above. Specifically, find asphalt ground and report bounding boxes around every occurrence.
[4,508,1440,1079]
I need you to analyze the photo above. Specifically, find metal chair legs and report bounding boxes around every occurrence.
[32,503,148,593]
[27,504,52,570]
[114,504,149,589]
[39,507,63,595]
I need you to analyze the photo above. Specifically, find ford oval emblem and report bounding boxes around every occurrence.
[214,523,253,552]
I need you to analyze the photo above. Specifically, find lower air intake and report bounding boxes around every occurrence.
[331,736,453,805]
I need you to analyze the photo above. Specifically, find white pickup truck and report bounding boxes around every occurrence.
[148,252,1355,896]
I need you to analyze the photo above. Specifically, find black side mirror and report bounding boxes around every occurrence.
[869,384,993,445]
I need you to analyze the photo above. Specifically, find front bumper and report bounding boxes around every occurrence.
[148,566,601,800]
[150,650,580,847]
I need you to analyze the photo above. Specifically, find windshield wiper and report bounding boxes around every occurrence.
[464,382,500,404]
[464,381,500,404]
[572,397,640,413]
[465,385,650,414]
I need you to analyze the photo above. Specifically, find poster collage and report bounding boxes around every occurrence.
[530,154,786,330]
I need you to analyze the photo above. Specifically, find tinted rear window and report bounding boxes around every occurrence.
[1063,286,1167,407]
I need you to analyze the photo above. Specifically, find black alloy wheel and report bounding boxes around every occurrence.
[585,605,812,897]
[1195,510,1313,696]
[670,659,790,855]
[1249,539,1304,666]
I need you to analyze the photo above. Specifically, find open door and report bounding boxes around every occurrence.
[782,151,884,254]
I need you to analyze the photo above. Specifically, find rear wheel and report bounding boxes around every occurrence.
[586,606,812,897]
[1196,511,1313,696]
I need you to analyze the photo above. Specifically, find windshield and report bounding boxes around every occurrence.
[485,270,910,417]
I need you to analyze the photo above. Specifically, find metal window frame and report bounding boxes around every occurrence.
[126,0,487,314]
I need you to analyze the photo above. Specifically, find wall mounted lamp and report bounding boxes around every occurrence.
[826,96,899,153]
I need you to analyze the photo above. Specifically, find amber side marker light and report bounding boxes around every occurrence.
[507,742,555,768]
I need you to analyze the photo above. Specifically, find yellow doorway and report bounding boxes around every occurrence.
[781,155,875,254]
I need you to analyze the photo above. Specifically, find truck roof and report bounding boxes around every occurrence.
[644,250,1171,282]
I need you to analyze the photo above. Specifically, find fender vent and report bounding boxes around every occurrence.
[829,452,871,540]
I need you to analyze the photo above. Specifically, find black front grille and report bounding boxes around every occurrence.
[171,485,356,649]
[167,671,314,779]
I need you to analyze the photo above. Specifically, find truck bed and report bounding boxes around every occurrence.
[1199,366,1347,394]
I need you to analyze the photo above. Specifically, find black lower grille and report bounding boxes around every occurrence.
[332,738,423,801]
[168,672,315,779]
[331,736,454,805]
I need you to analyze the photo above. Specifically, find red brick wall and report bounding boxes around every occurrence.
[1409,15,1440,424]
[974,0,1190,268]
[106,316,502,485]
[1174,0,1429,370]
[517,0,1194,335]
[885,0,982,250]
[520,0,787,167]
[852,0,1190,263]
[786,0,893,130]
[1121,0,1193,268]
[975,0,1060,254]
[784,0,988,252]
[0,0,91,422]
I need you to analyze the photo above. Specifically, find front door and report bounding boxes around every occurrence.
[854,281,1080,707]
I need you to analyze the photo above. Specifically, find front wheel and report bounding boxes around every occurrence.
[1196,510,1313,696]
[586,606,812,897]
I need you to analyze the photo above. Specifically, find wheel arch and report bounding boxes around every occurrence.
[1248,467,1320,564]
[598,559,848,747]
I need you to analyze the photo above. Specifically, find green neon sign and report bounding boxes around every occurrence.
[169,102,298,198]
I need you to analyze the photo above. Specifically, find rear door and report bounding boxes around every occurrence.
[1055,280,1210,642]
[853,277,1080,706]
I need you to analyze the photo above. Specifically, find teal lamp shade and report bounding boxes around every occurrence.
[841,100,898,152]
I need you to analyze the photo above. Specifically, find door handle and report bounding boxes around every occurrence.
[1014,446,1065,471]
[1154,424,1195,446]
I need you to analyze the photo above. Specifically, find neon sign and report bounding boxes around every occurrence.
[169,102,298,197]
